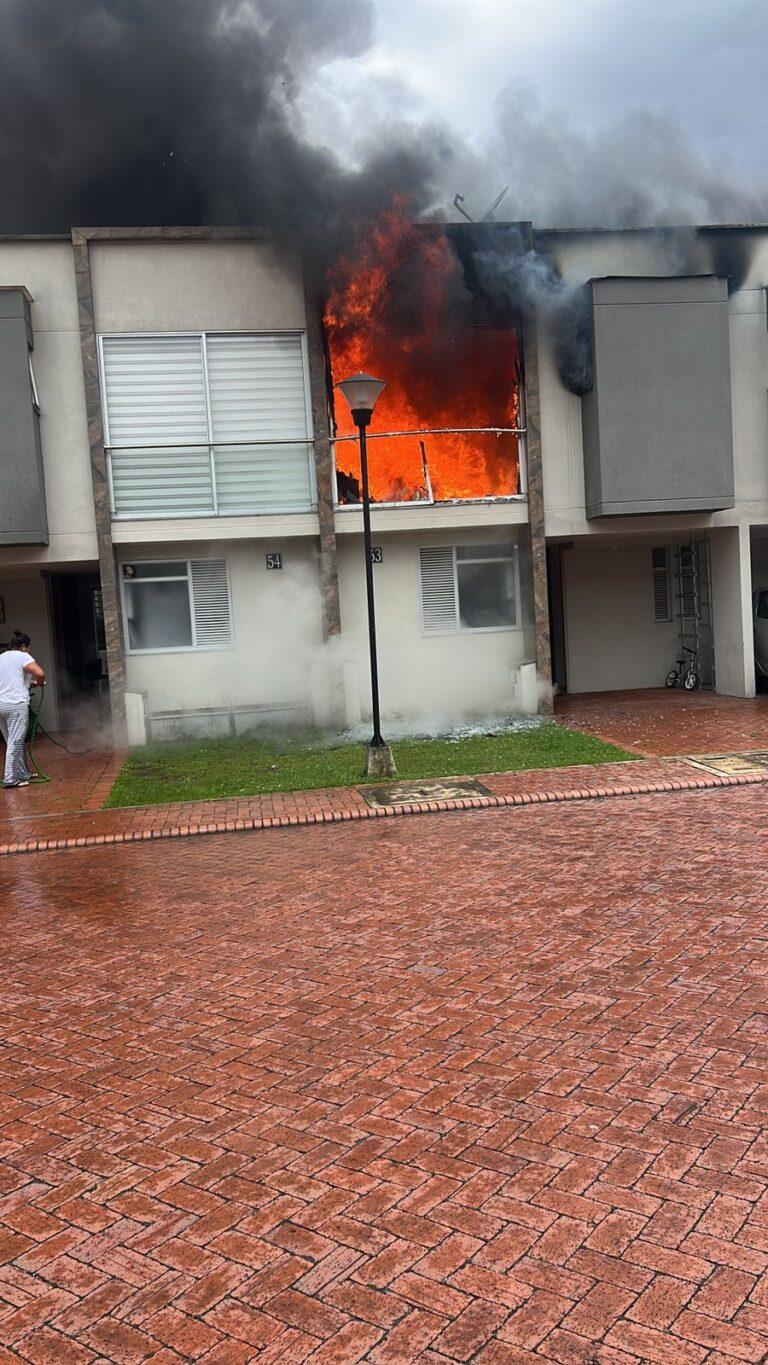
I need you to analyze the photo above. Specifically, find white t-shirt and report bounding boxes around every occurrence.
[0,651,35,706]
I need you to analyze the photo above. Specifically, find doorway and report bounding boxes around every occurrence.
[48,570,109,732]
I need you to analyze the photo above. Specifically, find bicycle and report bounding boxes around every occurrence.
[666,646,699,691]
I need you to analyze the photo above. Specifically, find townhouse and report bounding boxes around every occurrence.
[0,222,765,743]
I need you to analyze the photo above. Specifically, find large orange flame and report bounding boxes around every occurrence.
[324,202,522,504]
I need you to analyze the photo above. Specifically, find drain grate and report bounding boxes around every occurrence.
[682,751,768,777]
[363,777,493,807]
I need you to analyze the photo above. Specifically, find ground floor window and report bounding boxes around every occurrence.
[121,559,232,652]
[420,543,519,634]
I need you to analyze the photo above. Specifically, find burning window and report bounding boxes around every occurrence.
[324,205,523,506]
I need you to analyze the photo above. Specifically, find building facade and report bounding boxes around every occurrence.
[0,223,765,742]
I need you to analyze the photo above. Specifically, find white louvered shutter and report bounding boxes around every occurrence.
[652,547,671,622]
[103,336,213,516]
[206,334,313,513]
[678,544,696,620]
[420,547,458,633]
[190,560,232,647]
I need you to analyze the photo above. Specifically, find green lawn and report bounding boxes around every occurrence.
[104,722,637,808]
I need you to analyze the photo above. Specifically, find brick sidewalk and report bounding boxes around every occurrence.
[1,786,768,1360]
[2,756,768,855]
[3,688,768,857]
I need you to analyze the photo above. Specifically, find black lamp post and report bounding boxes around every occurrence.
[336,372,396,778]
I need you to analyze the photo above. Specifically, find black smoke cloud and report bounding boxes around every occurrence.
[0,0,451,265]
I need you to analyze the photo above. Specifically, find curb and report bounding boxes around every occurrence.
[1,768,767,857]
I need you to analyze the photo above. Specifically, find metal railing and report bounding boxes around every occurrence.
[105,438,317,519]
[331,423,528,507]
[104,424,529,517]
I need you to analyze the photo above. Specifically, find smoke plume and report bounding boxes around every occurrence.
[470,226,594,394]
[3,2,767,395]
[0,0,452,267]
[482,84,768,231]
[4,2,766,249]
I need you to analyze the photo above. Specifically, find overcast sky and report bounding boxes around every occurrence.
[300,0,768,224]
[2,0,765,233]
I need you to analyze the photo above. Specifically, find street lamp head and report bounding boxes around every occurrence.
[336,372,386,427]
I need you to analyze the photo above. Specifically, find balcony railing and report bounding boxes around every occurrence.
[331,424,528,509]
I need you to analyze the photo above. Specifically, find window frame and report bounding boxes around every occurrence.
[119,557,234,655]
[331,324,528,511]
[98,329,317,520]
[419,542,522,637]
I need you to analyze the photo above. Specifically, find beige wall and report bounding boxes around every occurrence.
[121,527,539,731]
[91,239,307,334]
[562,543,680,693]
[0,572,60,728]
[120,538,324,718]
[711,524,755,697]
[0,242,96,566]
[336,527,537,726]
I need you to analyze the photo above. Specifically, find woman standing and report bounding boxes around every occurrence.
[0,630,46,789]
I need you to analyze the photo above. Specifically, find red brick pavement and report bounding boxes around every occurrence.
[1,785,768,1360]
[556,689,768,757]
[3,692,768,857]
[1,756,766,856]
[0,740,122,817]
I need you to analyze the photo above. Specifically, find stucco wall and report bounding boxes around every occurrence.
[120,538,325,719]
[91,240,307,334]
[711,524,755,697]
[729,286,768,507]
[563,543,679,693]
[0,243,96,565]
[335,527,537,727]
[0,572,60,728]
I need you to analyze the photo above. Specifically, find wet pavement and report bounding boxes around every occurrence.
[555,688,768,757]
[1,783,768,1360]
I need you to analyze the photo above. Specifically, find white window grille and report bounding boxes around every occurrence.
[651,546,672,622]
[120,559,232,653]
[420,543,519,634]
[100,332,315,518]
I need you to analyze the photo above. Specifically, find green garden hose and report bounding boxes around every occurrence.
[27,685,51,783]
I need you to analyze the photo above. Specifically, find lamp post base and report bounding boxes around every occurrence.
[364,742,397,780]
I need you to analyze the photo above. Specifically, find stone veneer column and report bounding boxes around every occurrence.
[521,310,553,712]
[71,230,128,745]
[303,287,342,641]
